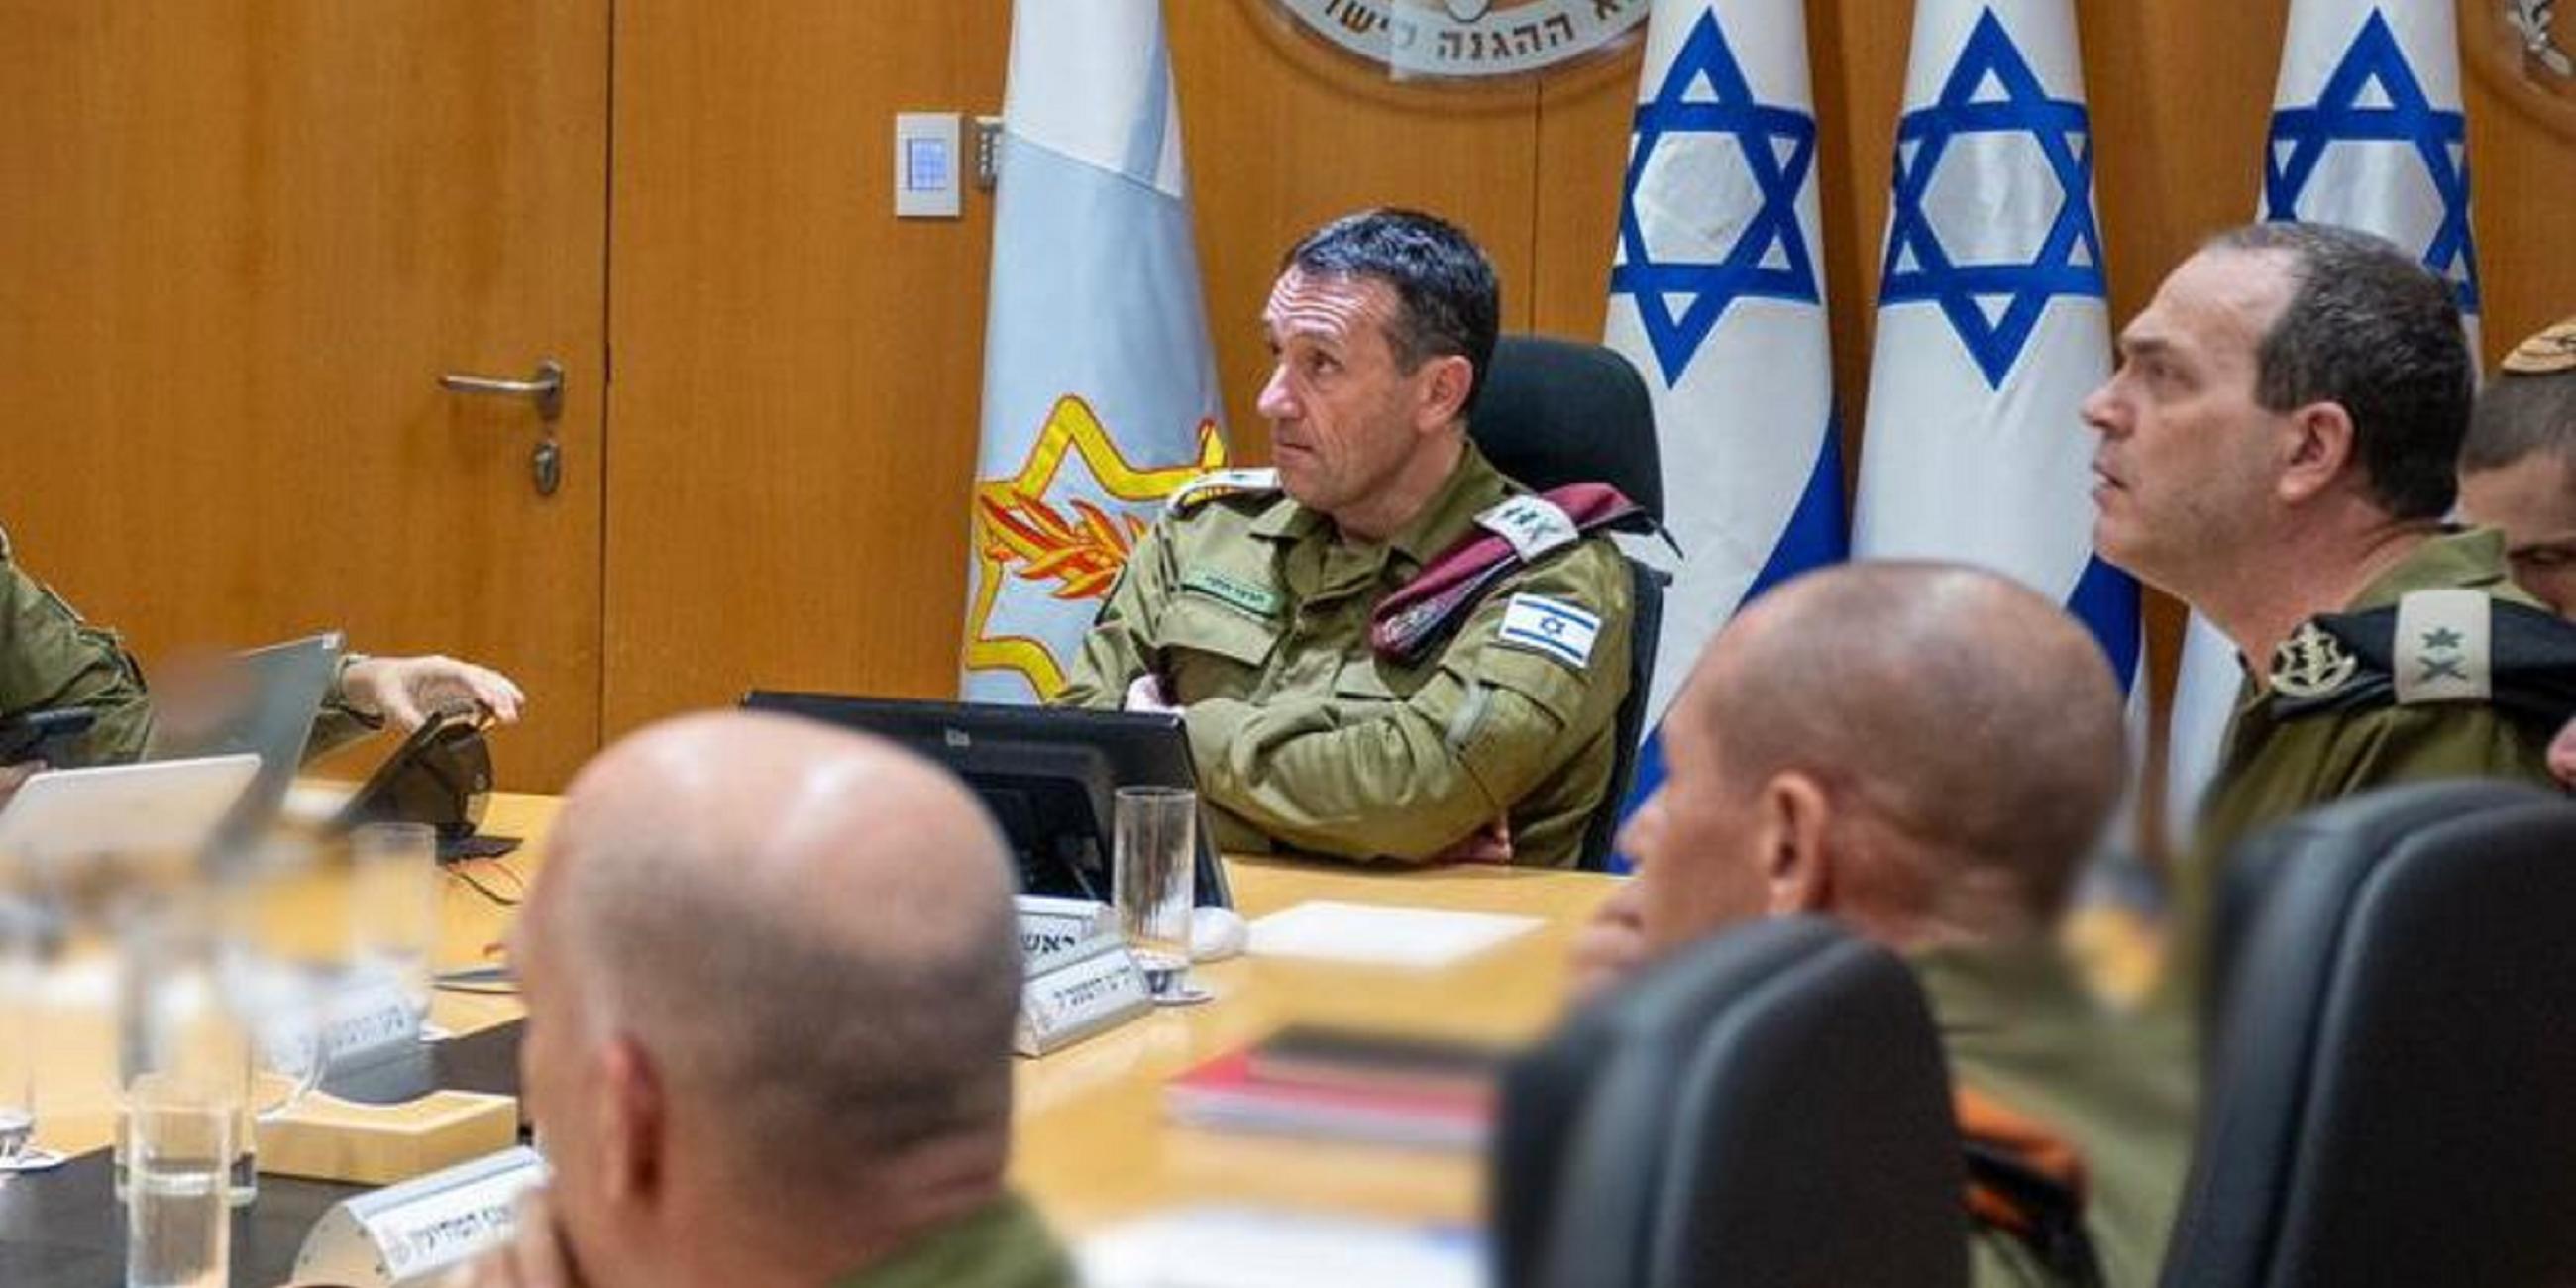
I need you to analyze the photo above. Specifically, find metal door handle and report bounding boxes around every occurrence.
[439,359,564,422]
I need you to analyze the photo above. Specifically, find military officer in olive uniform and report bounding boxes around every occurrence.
[2456,314,2576,786]
[1059,209,1634,869]
[2083,224,2567,995]
[2459,313,2576,618]
[1,524,525,802]
[1575,565,2193,1287]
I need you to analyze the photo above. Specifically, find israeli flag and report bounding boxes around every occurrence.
[2166,0,2480,838]
[961,0,1229,705]
[1603,0,1847,866]
[1851,0,2140,703]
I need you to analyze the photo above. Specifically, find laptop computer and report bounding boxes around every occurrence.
[143,632,343,836]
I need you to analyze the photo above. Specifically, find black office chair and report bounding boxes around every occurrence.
[1494,917,1968,1288]
[2162,780,2576,1288]
[1470,334,1665,870]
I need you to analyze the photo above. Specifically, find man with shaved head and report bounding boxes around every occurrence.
[1059,208,1638,869]
[453,712,1072,1288]
[1575,564,2193,1288]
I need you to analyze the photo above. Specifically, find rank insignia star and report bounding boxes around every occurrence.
[2422,627,2465,651]
[1608,8,1822,386]
[1878,9,2107,388]
[2263,10,2480,312]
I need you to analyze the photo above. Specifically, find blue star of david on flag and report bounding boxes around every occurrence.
[1608,10,1821,387]
[1878,9,2106,389]
[2263,10,2479,312]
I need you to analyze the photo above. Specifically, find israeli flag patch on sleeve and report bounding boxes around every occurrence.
[1497,593,1600,670]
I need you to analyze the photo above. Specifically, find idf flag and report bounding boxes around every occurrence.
[1604,0,1846,850]
[1852,0,2139,699]
[2166,0,2481,836]
[962,0,1228,704]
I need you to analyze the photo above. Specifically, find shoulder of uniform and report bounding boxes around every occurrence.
[0,525,12,562]
[1165,468,1282,518]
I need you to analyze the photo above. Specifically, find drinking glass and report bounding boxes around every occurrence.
[349,822,440,1024]
[124,1082,232,1288]
[117,898,322,1206]
[1114,786,1203,1004]
[0,899,36,1171]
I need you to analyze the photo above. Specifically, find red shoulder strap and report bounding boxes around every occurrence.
[1368,483,1645,664]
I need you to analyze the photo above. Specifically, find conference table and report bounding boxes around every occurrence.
[5,792,1618,1282]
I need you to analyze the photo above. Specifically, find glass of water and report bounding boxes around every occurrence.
[1113,786,1203,1004]
[349,822,440,1024]
[125,1081,232,1288]
[0,898,37,1171]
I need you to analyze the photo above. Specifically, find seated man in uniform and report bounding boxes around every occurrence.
[2458,313,2576,618]
[1572,563,2193,1288]
[451,712,1072,1288]
[2081,223,2567,987]
[1058,209,1636,868]
[0,526,524,800]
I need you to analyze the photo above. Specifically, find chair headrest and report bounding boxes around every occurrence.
[1495,916,1964,1288]
[2174,780,2576,1287]
[1470,335,1663,524]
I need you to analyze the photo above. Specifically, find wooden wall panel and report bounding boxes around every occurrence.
[601,1,1012,737]
[1171,2,1548,454]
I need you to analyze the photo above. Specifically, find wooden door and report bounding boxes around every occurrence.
[0,1,608,788]
[601,1,1012,735]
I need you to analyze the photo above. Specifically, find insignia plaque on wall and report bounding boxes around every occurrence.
[2471,0,2576,137]
[1262,0,1648,82]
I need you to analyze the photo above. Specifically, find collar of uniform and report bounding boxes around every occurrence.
[1247,493,1327,544]
[830,1192,1070,1288]
[1245,441,1516,567]
[2346,526,2513,611]
[1904,938,2089,1039]
[1386,441,1515,568]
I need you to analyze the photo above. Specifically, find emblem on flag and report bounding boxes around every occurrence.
[2263,10,2479,311]
[1878,8,2106,388]
[966,397,1225,698]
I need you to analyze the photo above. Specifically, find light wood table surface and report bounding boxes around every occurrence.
[26,793,1618,1236]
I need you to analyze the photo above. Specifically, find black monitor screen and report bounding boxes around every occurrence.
[739,692,1232,909]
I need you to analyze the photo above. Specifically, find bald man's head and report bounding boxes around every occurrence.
[517,712,1020,1267]
[1626,564,2125,955]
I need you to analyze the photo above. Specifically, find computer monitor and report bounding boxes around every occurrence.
[739,692,1233,910]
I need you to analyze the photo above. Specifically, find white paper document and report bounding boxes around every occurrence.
[1248,901,1539,969]
[1079,1205,1483,1288]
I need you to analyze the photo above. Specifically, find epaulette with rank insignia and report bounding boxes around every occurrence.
[1164,468,1281,517]
[2269,591,2576,728]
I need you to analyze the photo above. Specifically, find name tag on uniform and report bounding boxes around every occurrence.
[1181,568,1282,619]
[1497,594,1600,670]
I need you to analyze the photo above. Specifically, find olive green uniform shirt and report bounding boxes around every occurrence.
[2181,529,2561,989]
[1915,942,2196,1288]
[1057,446,1634,869]
[830,1193,1075,1288]
[0,527,375,766]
